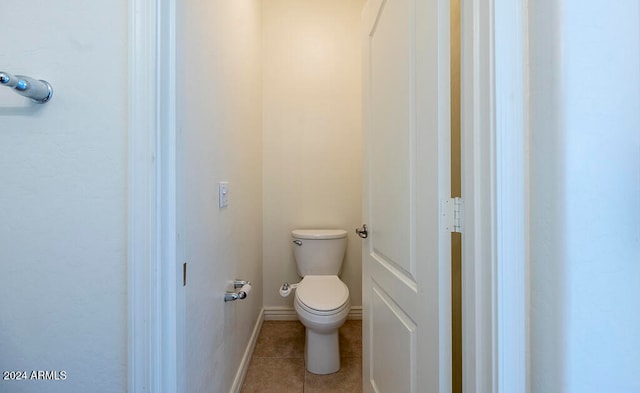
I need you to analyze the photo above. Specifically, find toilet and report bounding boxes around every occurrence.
[291,229,351,375]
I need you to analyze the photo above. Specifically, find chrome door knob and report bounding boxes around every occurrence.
[355,224,368,239]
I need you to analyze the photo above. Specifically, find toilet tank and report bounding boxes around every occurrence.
[291,229,348,276]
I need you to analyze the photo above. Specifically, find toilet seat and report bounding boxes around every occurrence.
[295,295,350,317]
[295,275,349,313]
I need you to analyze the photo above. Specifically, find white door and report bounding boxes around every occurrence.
[361,0,451,392]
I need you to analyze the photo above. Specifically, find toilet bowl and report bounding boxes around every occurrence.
[289,229,351,374]
[294,275,350,374]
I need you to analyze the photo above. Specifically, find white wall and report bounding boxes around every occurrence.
[177,0,264,392]
[262,0,365,309]
[530,1,640,392]
[0,2,128,393]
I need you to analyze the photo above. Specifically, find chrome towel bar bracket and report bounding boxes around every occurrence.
[0,71,53,103]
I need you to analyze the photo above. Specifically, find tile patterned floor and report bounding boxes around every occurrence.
[240,320,362,393]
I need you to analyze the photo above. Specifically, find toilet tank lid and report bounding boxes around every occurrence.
[291,229,347,239]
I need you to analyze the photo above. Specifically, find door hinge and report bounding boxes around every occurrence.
[441,197,463,233]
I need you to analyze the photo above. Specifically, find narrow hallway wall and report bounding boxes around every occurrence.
[530,1,640,391]
[262,0,365,310]
[177,0,264,392]
[0,2,128,392]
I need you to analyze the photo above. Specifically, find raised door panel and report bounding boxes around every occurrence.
[362,0,450,392]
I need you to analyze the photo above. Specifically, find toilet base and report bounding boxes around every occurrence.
[305,328,340,374]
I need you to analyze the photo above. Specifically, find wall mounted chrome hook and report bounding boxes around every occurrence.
[0,71,53,104]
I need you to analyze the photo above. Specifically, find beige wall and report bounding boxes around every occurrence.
[262,0,364,308]
[177,0,264,391]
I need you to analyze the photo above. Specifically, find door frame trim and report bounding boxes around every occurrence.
[126,0,529,390]
[461,0,529,391]
[128,0,181,392]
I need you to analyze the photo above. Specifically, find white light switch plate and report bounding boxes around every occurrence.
[218,181,229,208]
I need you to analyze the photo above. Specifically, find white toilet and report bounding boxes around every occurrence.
[291,229,351,375]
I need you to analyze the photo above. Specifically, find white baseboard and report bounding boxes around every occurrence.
[348,305,363,320]
[230,308,265,393]
[264,306,363,321]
